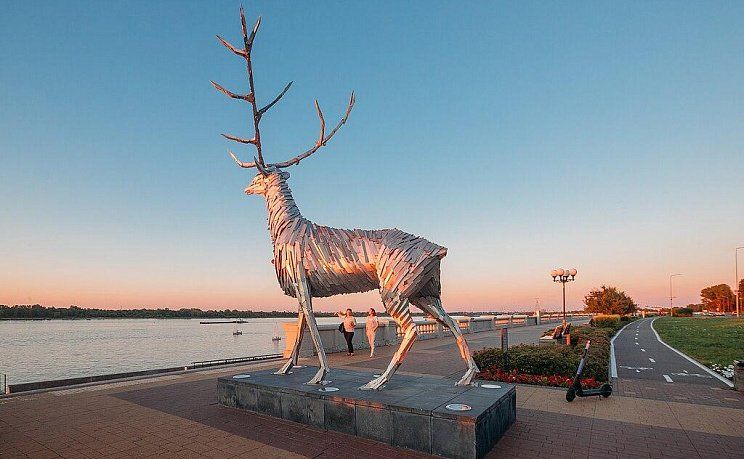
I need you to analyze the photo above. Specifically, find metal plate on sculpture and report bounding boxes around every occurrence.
[318,386,339,392]
[445,403,472,411]
[232,374,251,379]
[480,384,502,389]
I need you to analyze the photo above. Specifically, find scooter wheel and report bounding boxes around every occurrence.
[566,387,576,402]
[601,383,612,398]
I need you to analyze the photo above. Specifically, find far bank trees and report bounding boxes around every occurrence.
[584,285,637,315]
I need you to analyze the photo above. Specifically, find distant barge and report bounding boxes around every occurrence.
[199,319,247,324]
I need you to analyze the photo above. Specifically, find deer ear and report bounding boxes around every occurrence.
[254,157,269,176]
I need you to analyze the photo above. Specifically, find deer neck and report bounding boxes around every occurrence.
[264,174,304,244]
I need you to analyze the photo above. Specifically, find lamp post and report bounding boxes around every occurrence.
[669,273,683,317]
[551,268,577,325]
[736,247,744,318]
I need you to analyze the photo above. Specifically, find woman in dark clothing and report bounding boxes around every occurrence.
[336,308,357,355]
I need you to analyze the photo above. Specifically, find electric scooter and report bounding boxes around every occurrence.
[566,340,612,402]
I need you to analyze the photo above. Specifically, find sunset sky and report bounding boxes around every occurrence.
[1,1,742,312]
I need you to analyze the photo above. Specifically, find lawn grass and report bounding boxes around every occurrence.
[653,317,744,368]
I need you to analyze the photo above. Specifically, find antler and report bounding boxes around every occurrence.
[214,6,354,170]
[213,6,271,166]
[272,92,356,168]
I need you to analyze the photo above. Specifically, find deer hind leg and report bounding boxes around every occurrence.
[275,308,306,375]
[360,294,417,390]
[412,295,480,386]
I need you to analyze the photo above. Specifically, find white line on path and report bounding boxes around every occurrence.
[650,318,734,388]
[649,358,655,363]
[663,374,673,383]
[641,349,646,352]
[609,320,634,378]
[635,342,639,345]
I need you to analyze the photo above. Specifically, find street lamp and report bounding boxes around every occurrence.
[669,273,683,317]
[736,247,744,318]
[551,268,577,325]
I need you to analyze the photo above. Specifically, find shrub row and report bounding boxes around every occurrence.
[473,324,612,382]
[673,307,693,317]
[589,314,637,331]
[474,317,640,387]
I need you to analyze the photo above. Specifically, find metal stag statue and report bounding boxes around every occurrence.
[213,7,479,390]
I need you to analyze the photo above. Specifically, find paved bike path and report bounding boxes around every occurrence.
[613,317,729,387]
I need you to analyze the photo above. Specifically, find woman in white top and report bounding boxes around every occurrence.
[366,308,379,357]
[336,308,357,356]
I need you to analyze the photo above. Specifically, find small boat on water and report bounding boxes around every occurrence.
[233,330,242,336]
[271,322,282,341]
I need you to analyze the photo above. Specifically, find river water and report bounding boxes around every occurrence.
[0,317,354,385]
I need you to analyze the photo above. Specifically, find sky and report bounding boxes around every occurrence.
[1,1,742,312]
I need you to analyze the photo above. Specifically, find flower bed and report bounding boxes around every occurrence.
[477,368,602,388]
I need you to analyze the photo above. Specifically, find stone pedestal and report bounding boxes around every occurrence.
[217,367,516,459]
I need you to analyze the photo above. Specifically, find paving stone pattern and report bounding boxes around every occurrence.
[1,320,743,458]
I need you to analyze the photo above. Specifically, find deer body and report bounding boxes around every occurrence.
[267,173,447,299]
[214,7,479,389]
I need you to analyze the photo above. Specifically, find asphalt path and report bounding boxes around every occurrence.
[612,317,729,388]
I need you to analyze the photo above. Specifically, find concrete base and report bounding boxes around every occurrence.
[217,367,515,459]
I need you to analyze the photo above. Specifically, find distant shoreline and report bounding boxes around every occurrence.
[0,305,329,320]
[1,304,584,321]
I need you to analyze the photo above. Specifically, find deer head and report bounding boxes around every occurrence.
[213,6,355,196]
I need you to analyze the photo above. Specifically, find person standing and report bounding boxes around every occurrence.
[366,308,379,357]
[337,308,357,356]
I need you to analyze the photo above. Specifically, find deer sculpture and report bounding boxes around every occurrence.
[213,7,479,390]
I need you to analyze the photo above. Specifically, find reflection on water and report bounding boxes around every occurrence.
[0,318,314,385]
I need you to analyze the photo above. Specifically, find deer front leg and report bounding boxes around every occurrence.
[360,324,417,390]
[360,296,416,390]
[293,263,330,385]
[275,308,306,375]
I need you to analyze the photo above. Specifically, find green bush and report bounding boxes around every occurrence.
[473,338,610,382]
[569,325,613,347]
[590,314,621,330]
[673,307,693,317]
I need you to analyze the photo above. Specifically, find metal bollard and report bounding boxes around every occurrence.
[501,328,509,369]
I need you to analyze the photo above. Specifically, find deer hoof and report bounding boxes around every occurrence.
[306,368,327,385]
[274,360,294,375]
[456,367,477,386]
[359,376,386,391]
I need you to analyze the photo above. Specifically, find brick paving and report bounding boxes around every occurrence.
[1,321,743,458]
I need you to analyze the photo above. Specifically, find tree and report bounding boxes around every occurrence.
[738,279,744,312]
[700,284,735,312]
[583,285,637,315]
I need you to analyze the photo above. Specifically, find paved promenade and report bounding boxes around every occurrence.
[2,320,743,458]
